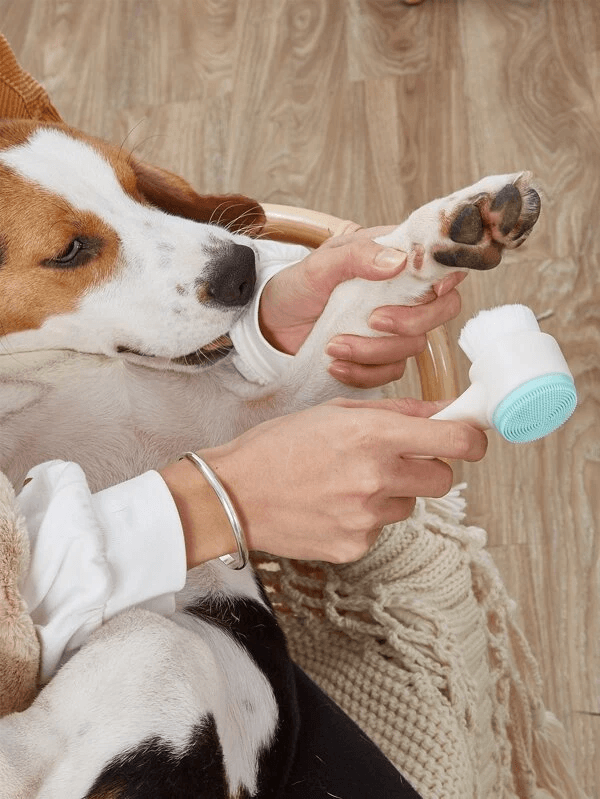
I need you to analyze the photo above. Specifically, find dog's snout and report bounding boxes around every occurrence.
[206,243,256,307]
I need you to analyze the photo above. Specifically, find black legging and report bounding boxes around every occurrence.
[284,665,423,798]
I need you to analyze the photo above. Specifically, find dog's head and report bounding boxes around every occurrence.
[0,120,266,371]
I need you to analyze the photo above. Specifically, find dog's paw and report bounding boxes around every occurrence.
[377,171,541,288]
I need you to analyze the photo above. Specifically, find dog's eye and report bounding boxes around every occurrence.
[54,239,83,264]
[43,236,102,269]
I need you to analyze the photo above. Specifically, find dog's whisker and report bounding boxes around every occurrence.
[206,200,239,226]
[210,202,243,228]
[125,133,167,166]
[118,119,146,162]
[208,202,261,232]
[221,205,261,229]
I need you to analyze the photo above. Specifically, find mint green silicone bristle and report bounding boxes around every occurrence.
[492,374,577,443]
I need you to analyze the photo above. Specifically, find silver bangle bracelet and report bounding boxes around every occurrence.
[182,452,249,570]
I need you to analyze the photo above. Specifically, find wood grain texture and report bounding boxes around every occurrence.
[1,0,598,792]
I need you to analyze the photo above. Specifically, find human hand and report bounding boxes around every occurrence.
[258,226,466,389]
[182,397,487,564]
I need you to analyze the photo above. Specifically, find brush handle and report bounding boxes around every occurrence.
[430,382,490,429]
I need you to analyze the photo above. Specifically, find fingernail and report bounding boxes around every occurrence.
[435,271,467,296]
[326,342,352,359]
[374,248,407,272]
[434,276,452,296]
[369,313,394,332]
[329,363,350,380]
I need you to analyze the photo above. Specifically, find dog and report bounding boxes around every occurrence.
[0,119,540,797]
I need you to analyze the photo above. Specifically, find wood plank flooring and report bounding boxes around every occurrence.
[1,0,598,793]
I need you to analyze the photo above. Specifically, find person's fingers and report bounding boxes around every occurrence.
[328,359,408,388]
[302,238,407,298]
[385,455,454,499]
[389,416,487,461]
[327,333,426,365]
[369,289,462,334]
[375,496,418,527]
[432,270,468,297]
[328,398,488,462]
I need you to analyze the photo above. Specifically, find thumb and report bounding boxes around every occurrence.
[305,239,407,298]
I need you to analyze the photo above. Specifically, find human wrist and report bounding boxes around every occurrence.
[159,454,239,568]
[229,271,293,385]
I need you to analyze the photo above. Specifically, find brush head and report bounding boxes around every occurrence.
[492,373,577,442]
[458,304,539,362]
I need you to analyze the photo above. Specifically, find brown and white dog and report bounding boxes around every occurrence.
[0,119,540,797]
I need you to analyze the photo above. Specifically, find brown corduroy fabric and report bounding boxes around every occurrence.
[0,33,62,122]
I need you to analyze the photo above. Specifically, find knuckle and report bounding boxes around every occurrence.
[397,313,423,337]
[336,544,366,564]
[391,361,407,381]
[409,334,427,355]
[329,533,372,564]
[432,462,454,497]
[350,372,378,390]
[347,239,373,266]
[446,289,462,318]
[448,423,476,459]
[357,470,384,500]
[400,497,417,519]
[470,431,489,462]
[394,397,423,417]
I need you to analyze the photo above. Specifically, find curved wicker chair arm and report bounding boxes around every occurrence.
[261,203,459,402]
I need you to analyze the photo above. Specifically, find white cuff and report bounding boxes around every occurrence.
[17,462,187,681]
[230,242,310,385]
[92,470,187,624]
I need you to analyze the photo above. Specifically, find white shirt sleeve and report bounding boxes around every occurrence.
[230,241,310,385]
[16,461,187,682]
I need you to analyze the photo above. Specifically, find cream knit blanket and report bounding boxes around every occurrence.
[254,486,588,799]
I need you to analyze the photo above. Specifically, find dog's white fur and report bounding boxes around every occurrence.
[0,126,540,797]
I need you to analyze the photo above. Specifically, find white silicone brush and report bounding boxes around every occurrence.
[431,304,577,442]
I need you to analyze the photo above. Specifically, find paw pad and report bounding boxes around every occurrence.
[435,179,541,272]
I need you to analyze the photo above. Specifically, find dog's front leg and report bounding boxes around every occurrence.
[270,173,540,411]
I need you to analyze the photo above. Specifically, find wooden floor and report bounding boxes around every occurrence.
[2,0,598,793]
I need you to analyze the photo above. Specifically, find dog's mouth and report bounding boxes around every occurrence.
[117,334,234,368]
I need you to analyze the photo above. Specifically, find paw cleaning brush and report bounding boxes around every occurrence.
[431,304,577,443]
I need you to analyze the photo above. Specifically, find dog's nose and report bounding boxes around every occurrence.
[207,243,256,307]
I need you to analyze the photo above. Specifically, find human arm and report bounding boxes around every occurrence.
[160,397,487,565]
[16,399,486,681]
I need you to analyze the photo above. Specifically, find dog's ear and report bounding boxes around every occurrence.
[131,159,266,236]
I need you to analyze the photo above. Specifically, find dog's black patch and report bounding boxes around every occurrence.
[0,234,6,268]
[450,204,483,245]
[490,183,522,235]
[85,588,298,798]
[434,243,503,271]
[185,580,299,797]
[85,715,236,799]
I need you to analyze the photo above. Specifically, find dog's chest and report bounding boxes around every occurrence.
[0,352,255,491]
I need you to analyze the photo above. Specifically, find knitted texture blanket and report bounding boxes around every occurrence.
[254,487,588,799]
